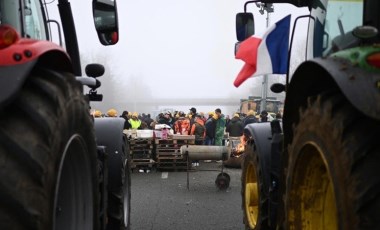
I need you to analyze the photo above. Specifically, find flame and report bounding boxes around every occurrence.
[232,135,247,157]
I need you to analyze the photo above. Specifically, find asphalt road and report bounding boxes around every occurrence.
[130,162,245,230]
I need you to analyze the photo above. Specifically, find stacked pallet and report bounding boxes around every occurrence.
[129,138,155,171]
[155,135,195,171]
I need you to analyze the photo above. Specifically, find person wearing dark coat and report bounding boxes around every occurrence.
[260,110,269,122]
[226,113,244,137]
[204,112,216,145]
[225,115,231,127]
[243,110,258,127]
[144,114,154,129]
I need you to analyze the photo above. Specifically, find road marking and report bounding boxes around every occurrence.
[161,172,168,179]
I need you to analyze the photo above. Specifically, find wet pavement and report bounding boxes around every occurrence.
[130,162,244,230]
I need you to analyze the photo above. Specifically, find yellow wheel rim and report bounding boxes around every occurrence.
[245,162,259,228]
[288,144,338,230]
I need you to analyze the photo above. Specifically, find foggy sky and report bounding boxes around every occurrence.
[47,0,308,116]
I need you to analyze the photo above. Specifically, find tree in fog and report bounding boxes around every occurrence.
[118,73,155,113]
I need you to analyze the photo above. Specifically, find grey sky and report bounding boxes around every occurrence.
[47,0,308,115]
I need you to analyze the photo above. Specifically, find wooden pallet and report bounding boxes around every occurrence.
[155,138,195,145]
[156,148,181,154]
[157,156,186,163]
[171,135,195,140]
[129,144,153,150]
[155,152,188,171]
[155,143,179,148]
[131,151,152,159]
[129,138,153,145]
[131,159,155,169]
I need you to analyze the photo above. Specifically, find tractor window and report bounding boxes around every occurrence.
[0,1,22,33]
[24,0,47,40]
[323,0,363,56]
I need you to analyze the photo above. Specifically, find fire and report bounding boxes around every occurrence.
[232,135,247,157]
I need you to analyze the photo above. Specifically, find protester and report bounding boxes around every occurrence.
[144,114,154,129]
[174,112,191,135]
[225,115,231,127]
[226,113,244,137]
[107,108,118,117]
[189,107,197,127]
[260,110,269,122]
[158,113,169,125]
[199,112,207,123]
[92,110,102,118]
[190,114,206,143]
[204,111,216,146]
[165,112,175,128]
[243,109,258,127]
[129,112,142,129]
[214,108,226,146]
[275,112,282,121]
[120,110,132,129]
[190,114,206,166]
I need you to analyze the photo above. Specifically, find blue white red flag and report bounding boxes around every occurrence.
[234,14,291,87]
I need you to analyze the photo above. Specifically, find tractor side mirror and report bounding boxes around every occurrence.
[85,63,105,78]
[270,83,286,93]
[92,0,119,45]
[236,12,254,42]
[85,63,105,101]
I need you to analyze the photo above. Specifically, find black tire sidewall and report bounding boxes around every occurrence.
[241,142,270,230]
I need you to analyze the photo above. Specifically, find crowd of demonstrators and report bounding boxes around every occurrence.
[93,106,282,138]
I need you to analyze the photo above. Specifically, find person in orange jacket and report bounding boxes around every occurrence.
[174,112,191,135]
[190,114,206,143]
[190,114,206,166]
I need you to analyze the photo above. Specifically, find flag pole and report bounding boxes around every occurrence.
[258,3,273,114]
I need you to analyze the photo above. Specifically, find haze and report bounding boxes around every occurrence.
[47,0,308,116]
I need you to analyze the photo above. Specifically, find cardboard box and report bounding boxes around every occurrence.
[136,130,153,138]
[124,129,153,139]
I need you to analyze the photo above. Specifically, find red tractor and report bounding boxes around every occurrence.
[238,0,380,229]
[0,0,130,229]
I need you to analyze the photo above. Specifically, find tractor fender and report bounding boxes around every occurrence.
[244,122,273,195]
[94,117,128,191]
[0,39,72,109]
[283,57,380,146]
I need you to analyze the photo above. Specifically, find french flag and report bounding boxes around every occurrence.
[234,14,291,87]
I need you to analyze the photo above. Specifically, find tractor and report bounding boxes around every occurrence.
[0,0,131,229]
[238,0,380,229]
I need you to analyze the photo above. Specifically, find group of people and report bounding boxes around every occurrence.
[92,107,282,167]
[225,109,282,138]
[91,107,282,145]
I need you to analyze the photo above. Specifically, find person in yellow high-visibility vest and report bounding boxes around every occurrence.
[129,112,141,129]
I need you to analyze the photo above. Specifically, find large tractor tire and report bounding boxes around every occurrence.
[0,68,99,230]
[286,91,380,230]
[107,136,131,230]
[242,141,272,230]
[94,118,131,230]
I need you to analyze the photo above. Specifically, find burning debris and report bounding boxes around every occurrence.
[231,135,247,157]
